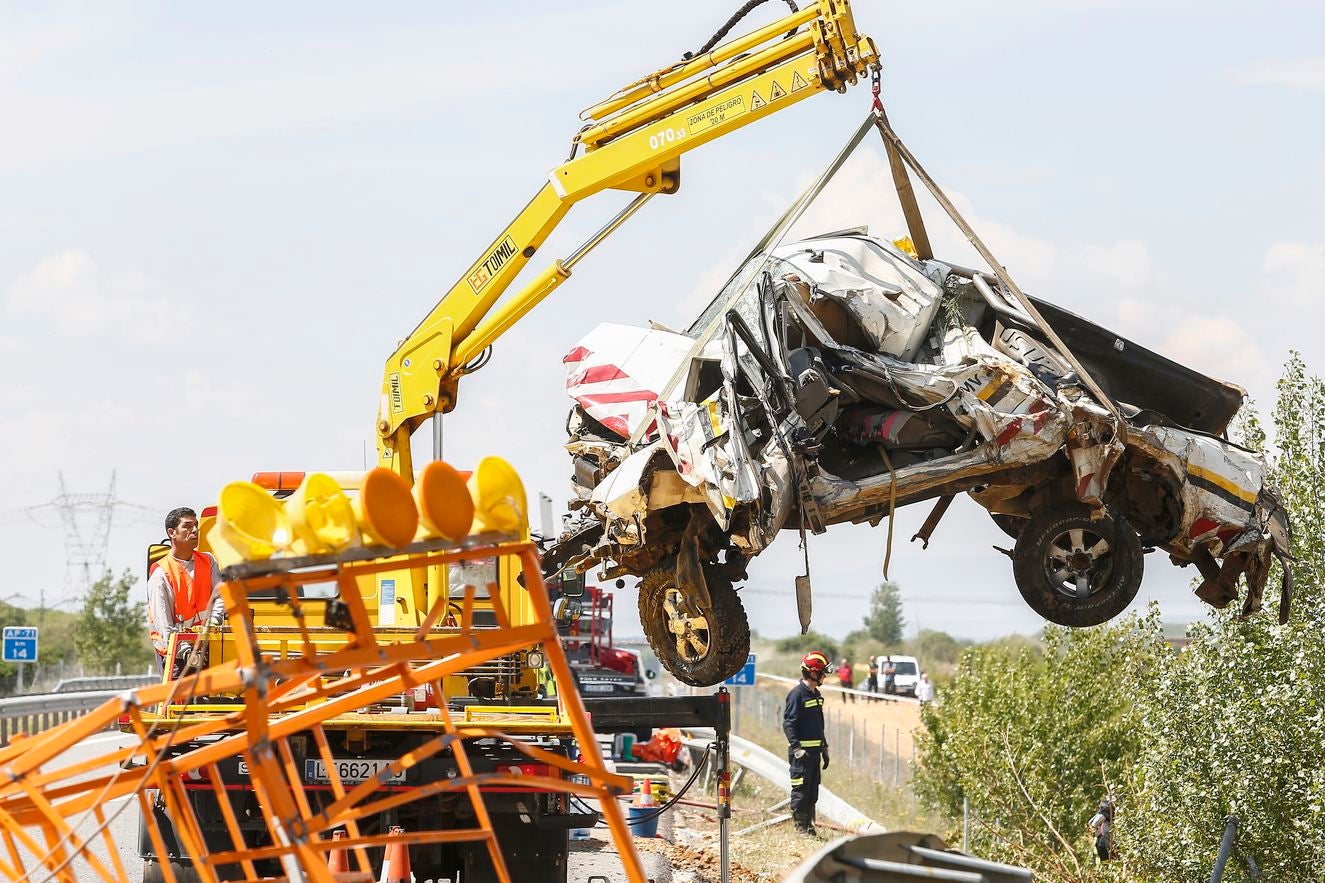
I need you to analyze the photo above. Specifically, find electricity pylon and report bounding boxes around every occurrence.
[24,471,158,596]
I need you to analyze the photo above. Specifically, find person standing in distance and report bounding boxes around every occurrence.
[1088,797,1115,861]
[784,651,831,835]
[916,672,935,706]
[147,507,224,671]
[836,657,855,703]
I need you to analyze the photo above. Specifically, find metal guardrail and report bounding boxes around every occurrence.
[0,690,124,746]
[756,672,922,705]
[53,674,158,693]
[681,727,885,835]
[785,835,1034,882]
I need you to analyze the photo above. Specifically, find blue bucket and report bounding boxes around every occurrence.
[627,805,661,838]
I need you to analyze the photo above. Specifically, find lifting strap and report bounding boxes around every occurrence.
[628,112,880,452]
[869,108,1127,433]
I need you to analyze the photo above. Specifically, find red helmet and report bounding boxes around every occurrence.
[801,651,829,675]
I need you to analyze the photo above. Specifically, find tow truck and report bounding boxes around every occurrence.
[132,2,881,879]
[140,493,583,883]
[548,568,653,709]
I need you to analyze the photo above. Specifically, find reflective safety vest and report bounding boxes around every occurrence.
[782,681,827,751]
[148,552,213,655]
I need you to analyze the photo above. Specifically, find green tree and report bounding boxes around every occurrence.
[910,629,970,668]
[838,628,883,662]
[863,580,905,645]
[910,354,1325,879]
[1123,352,1325,878]
[773,629,839,661]
[914,616,1164,881]
[75,570,153,674]
[34,609,80,666]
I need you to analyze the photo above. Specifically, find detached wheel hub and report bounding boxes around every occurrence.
[663,589,711,663]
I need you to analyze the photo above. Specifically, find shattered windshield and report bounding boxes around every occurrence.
[686,249,777,337]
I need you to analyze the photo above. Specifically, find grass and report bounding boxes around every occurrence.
[732,692,946,834]
[663,694,949,880]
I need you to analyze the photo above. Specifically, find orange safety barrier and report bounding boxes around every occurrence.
[0,536,645,883]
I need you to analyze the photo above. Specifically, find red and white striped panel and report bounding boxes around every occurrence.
[564,324,694,441]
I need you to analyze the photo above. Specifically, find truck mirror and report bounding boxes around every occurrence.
[553,596,583,624]
[559,567,586,598]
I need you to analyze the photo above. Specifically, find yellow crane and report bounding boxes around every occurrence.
[375,0,878,478]
[370,0,880,686]
[0,7,885,883]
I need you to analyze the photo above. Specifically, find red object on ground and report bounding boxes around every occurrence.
[631,728,683,766]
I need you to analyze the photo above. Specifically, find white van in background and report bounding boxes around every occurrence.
[886,655,920,697]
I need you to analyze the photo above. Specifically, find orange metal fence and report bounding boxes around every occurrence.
[0,536,645,883]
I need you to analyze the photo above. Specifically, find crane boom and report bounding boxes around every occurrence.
[377,0,878,478]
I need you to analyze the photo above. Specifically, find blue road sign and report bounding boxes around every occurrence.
[2,627,37,663]
[725,653,756,686]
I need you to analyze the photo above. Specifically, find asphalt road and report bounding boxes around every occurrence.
[9,731,665,883]
[9,730,144,883]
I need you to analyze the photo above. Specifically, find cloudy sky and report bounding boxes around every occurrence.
[1,1,1320,643]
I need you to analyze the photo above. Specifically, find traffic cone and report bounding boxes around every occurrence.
[328,829,349,873]
[380,825,412,883]
[629,776,662,838]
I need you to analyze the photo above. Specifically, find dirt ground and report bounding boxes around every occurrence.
[663,789,830,882]
[636,677,934,880]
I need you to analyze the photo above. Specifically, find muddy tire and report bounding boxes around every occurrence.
[639,567,750,686]
[1012,504,1143,627]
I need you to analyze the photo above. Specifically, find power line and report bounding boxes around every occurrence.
[23,471,159,597]
[739,587,1021,606]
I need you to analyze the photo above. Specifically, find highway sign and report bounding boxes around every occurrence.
[2,627,38,663]
[724,653,756,686]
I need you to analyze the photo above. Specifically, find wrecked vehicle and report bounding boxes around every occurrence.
[554,229,1292,685]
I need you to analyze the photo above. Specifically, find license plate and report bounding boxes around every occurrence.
[583,684,616,693]
[304,758,406,785]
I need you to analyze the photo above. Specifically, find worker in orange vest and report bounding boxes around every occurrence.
[147,507,224,670]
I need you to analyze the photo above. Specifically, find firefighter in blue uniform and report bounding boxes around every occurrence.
[783,650,831,834]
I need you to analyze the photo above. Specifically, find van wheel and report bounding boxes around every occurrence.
[639,567,749,686]
[1012,505,1143,627]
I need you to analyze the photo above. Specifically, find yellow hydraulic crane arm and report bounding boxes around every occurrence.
[377,0,878,478]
